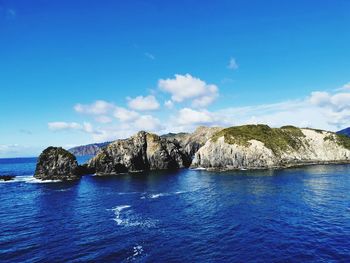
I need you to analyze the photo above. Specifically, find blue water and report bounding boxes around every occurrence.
[1,158,350,262]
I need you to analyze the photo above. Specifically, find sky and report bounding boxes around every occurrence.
[0,0,350,157]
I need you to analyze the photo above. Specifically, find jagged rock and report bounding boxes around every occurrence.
[0,175,15,181]
[162,126,223,158]
[88,131,190,175]
[73,164,96,176]
[192,125,350,170]
[34,147,80,181]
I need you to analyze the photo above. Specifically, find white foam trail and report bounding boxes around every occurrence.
[116,192,141,195]
[142,191,187,199]
[126,245,144,261]
[0,175,61,184]
[190,167,207,171]
[150,193,165,199]
[132,245,143,257]
[109,205,156,228]
[110,205,131,225]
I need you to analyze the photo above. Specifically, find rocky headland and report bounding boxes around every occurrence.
[192,125,350,170]
[34,125,350,180]
[88,131,190,175]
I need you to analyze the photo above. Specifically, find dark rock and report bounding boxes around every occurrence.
[34,147,80,181]
[0,175,15,181]
[73,164,96,176]
[88,131,190,175]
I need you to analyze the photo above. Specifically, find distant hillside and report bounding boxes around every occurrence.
[69,142,111,156]
[337,127,350,137]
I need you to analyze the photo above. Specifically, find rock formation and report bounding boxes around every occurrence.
[34,147,81,180]
[0,175,15,181]
[192,125,350,170]
[162,126,223,159]
[88,131,190,175]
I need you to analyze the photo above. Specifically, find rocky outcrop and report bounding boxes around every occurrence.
[69,142,111,156]
[88,131,190,175]
[34,147,81,180]
[0,175,15,181]
[192,125,350,170]
[162,126,223,159]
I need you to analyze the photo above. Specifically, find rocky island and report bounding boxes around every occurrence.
[34,125,350,181]
[34,147,86,181]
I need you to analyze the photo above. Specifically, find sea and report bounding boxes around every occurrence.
[1,157,350,262]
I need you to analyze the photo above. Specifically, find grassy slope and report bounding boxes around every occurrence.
[212,124,350,155]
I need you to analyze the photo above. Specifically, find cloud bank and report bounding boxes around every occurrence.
[47,74,350,143]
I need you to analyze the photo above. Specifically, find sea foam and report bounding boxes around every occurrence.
[0,175,61,184]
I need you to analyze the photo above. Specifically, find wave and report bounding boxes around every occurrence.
[109,205,156,228]
[190,167,207,171]
[128,245,144,261]
[110,205,131,225]
[141,190,187,199]
[0,175,61,184]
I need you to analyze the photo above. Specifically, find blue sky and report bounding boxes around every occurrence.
[1,0,350,157]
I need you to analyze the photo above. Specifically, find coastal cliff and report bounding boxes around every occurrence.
[35,125,350,179]
[88,131,190,175]
[192,125,350,170]
[162,126,223,158]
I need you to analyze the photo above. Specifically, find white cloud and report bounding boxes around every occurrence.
[227,58,238,70]
[48,122,82,131]
[114,107,140,122]
[176,108,215,126]
[134,115,163,131]
[339,82,350,90]
[216,100,330,130]
[158,74,219,108]
[309,86,350,128]
[144,52,155,60]
[94,115,113,123]
[310,91,330,107]
[127,95,160,111]
[48,121,100,135]
[164,100,174,109]
[74,100,114,115]
[192,91,218,108]
[82,122,95,133]
[0,144,42,158]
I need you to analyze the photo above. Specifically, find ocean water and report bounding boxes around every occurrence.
[1,158,350,262]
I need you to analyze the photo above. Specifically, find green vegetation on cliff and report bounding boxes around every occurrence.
[39,146,76,162]
[324,133,350,150]
[212,124,306,155]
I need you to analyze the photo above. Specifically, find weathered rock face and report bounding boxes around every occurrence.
[162,126,223,159]
[34,147,80,180]
[192,125,350,170]
[88,131,190,175]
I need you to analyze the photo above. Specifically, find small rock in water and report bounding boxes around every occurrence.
[0,175,16,181]
[34,147,80,181]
